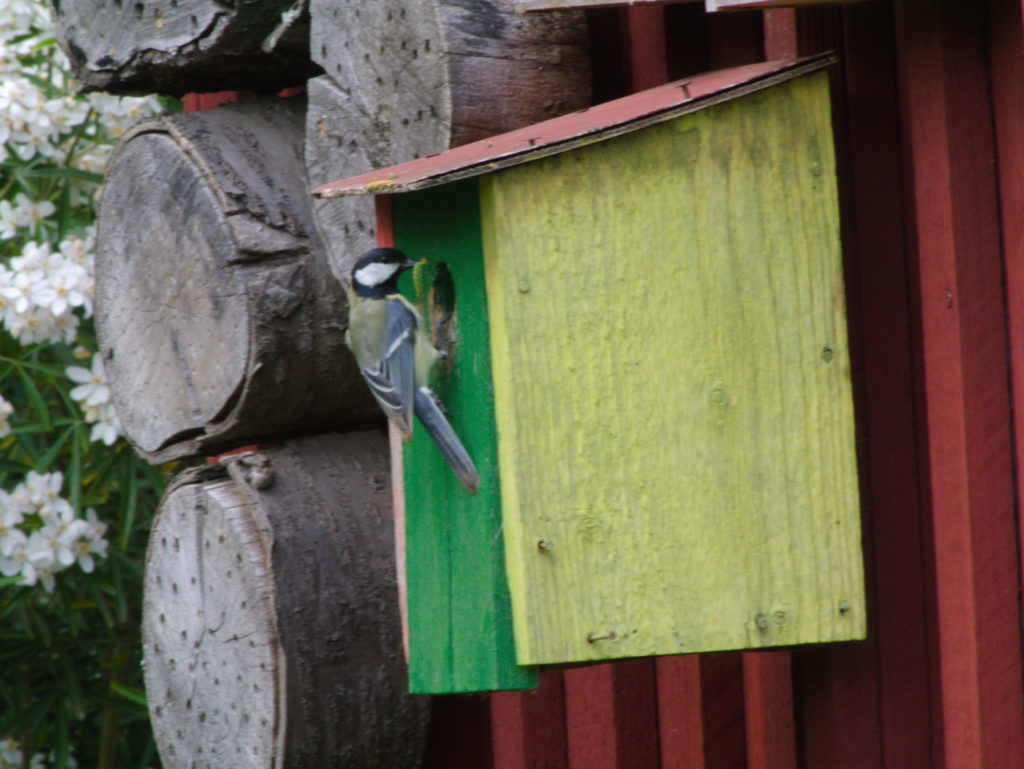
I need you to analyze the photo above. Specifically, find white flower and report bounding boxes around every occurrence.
[89,401,121,445]
[39,519,87,568]
[33,262,90,316]
[0,199,17,239]
[22,469,64,511]
[0,541,35,586]
[0,525,26,559]
[0,395,12,437]
[73,508,109,573]
[0,268,34,315]
[67,354,110,407]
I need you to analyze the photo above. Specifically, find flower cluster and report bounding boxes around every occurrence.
[0,470,109,593]
[0,233,94,346]
[0,737,76,769]
[66,352,121,445]
[0,0,160,165]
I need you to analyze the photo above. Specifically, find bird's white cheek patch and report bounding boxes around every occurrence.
[355,262,401,287]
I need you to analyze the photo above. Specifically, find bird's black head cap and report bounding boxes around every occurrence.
[351,247,416,298]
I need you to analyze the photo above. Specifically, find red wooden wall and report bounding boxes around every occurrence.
[422,4,1024,768]
[184,2,1024,766]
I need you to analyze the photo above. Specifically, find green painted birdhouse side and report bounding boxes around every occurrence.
[340,57,865,692]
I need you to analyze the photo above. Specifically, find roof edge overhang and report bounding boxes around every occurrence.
[312,53,835,199]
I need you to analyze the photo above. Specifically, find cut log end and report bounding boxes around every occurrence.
[143,433,430,768]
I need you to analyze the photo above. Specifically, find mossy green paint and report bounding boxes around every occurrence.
[393,179,538,693]
[481,72,865,664]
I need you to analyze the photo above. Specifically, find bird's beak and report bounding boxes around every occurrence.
[404,258,419,269]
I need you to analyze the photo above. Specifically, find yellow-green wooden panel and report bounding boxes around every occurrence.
[481,71,865,665]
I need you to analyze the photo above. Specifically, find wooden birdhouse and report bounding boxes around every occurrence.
[314,54,866,695]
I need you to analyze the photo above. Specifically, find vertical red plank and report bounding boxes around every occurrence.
[706,10,764,70]
[374,194,411,660]
[565,660,659,769]
[989,0,1024,650]
[656,656,705,769]
[422,695,495,769]
[762,9,797,59]
[376,194,395,248]
[624,7,668,91]
[698,654,746,769]
[790,6,933,769]
[838,7,936,766]
[893,1,1024,767]
[492,671,568,769]
[742,652,795,769]
[182,91,246,112]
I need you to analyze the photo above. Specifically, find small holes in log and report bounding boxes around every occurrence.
[133,2,143,17]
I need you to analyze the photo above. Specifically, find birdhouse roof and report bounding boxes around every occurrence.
[312,54,833,198]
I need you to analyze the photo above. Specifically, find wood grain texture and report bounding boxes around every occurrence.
[143,433,429,768]
[50,0,314,95]
[97,97,376,462]
[482,71,864,664]
[305,0,590,282]
[893,0,1024,766]
[393,180,537,694]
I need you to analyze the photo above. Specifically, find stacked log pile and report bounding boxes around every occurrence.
[54,0,591,765]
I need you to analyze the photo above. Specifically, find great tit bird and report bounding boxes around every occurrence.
[346,247,480,494]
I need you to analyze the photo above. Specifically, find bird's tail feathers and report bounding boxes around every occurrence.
[414,386,480,494]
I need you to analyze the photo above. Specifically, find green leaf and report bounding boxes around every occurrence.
[22,165,105,184]
[33,424,74,473]
[14,364,51,431]
[109,681,148,708]
[119,457,139,551]
[70,422,84,513]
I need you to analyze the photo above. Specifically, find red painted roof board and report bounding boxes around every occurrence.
[312,54,834,199]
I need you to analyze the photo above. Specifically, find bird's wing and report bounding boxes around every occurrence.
[360,298,417,439]
[414,386,479,494]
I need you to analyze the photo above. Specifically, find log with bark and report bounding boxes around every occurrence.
[305,0,591,279]
[142,431,429,769]
[49,0,317,95]
[96,96,377,463]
